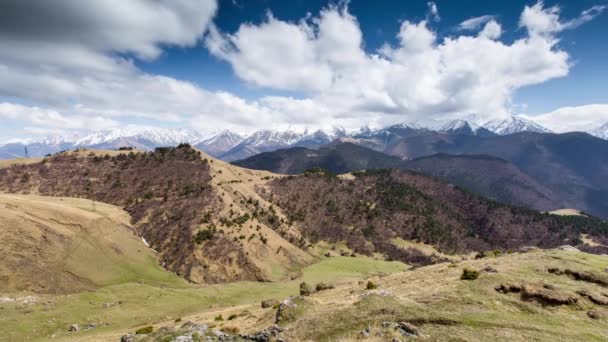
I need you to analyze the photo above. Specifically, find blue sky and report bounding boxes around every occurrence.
[0,0,607,141]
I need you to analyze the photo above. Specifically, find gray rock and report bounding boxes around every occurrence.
[175,335,194,342]
[482,266,498,273]
[588,310,604,320]
[381,321,392,328]
[120,333,136,342]
[396,322,419,337]
[360,325,371,337]
[180,321,208,334]
[68,324,79,332]
[83,323,97,330]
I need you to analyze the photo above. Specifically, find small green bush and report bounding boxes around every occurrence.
[315,282,335,291]
[366,281,378,290]
[461,268,480,280]
[300,282,312,296]
[135,326,153,334]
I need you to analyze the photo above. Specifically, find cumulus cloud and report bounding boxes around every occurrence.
[207,1,599,125]
[520,2,606,36]
[0,0,606,140]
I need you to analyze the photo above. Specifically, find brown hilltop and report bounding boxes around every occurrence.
[0,146,312,285]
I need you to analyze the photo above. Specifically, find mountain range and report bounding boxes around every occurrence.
[235,130,608,219]
[6,115,607,161]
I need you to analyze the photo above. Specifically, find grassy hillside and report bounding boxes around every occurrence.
[0,193,179,294]
[0,255,403,341]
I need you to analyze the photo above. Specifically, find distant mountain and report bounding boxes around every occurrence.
[234,142,404,174]
[483,116,552,135]
[439,120,496,137]
[589,122,608,140]
[219,129,304,161]
[0,128,203,158]
[73,127,202,150]
[234,142,563,212]
[193,130,243,157]
[403,154,561,211]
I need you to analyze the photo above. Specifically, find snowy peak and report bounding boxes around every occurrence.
[241,129,303,147]
[589,122,608,140]
[74,127,202,147]
[193,130,243,157]
[483,116,552,135]
[438,120,496,136]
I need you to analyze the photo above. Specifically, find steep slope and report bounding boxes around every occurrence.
[383,132,608,218]
[233,142,404,174]
[193,129,243,157]
[0,146,313,284]
[0,194,177,294]
[264,169,608,262]
[483,116,552,135]
[403,154,561,211]
[233,143,563,212]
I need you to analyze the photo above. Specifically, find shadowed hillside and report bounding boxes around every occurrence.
[234,142,564,212]
[264,169,608,262]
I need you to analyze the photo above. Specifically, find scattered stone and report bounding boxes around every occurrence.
[396,322,420,337]
[213,329,228,338]
[120,333,136,342]
[181,321,208,334]
[557,245,580,252]
[519,246,539,253]
[382,321,392,328]
[577,290,608,306]
[360,326,371,338]
[174,335,193,342]
[83,322,97,330]
[361,289,393,298]
[315,282,335,291]
[482,266,498,273]
[275,298,296,324]
[261,299,279,308]
[324,252,332,257]
[68,324,79,332]
[588,310,604,319]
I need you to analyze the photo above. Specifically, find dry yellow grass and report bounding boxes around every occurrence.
[0,193,176,294]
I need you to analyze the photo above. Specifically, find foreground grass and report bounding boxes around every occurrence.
[0,256,405,341]
[280,250,608,341]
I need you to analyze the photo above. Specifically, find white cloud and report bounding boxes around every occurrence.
[207,1,596,126]
[0,0,606,140]
[525,104,608,133]
[427,2,440,22]
[459,15,496,31]
[520,2,606,37]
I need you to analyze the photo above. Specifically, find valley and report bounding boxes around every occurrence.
[1,146,608,341]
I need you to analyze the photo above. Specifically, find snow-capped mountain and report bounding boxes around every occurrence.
[589,122,608,140]
[193,130,243,157]
[483,116,552,135]
[439,120,496,137]
[74,127,202,148]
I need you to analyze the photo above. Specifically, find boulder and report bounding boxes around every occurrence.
[396,322,420,336]
[557,245,580,252]
[120,333,136,342]
[68,324,79,332]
